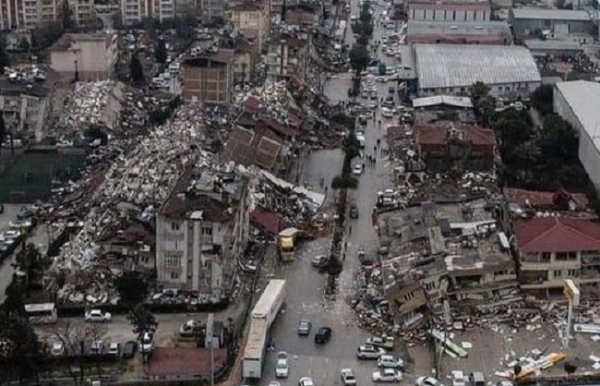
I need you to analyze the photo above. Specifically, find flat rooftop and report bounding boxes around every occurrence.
[555,80,600,150]
[511,8,592,21]
[407,20,511,36]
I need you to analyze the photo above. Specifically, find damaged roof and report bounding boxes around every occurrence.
[514,217,600,253]
[504,187,589,209]
[416,124,496,146]
[225,126,282,170]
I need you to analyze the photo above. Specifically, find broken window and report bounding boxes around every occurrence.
[202,226,213,236]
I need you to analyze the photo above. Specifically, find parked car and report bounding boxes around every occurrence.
[352,164,363,176]
[299,377,315,386]
[357,345,386,359]
[417,376,445,386]
[85,309,112,323]
[373,368,402,382]
[311,255,327,268]
[3,230,21,240]
[50,342,65,356]
[367,335,395,349]
[122,341,137,359]
[179,320,203,337]
[90,340,104,355]
[378,354,404,369]
[141,331,154,354]
[275,351,289,378]
[314,327,332,344]
[108,342,121,356]
[341,368,357,386]
[298,319,312,336]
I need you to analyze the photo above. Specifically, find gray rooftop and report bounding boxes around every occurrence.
[555,80,600,150]
[511,8,592,21]
[524,39,583,51]
[415,44,541,90]
[407,20,511,36]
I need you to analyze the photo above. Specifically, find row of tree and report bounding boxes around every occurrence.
[348,1,373,97]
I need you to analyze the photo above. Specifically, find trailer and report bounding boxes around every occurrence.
[243,279,287,379]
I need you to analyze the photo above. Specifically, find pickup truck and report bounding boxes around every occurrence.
[366,335,395,350]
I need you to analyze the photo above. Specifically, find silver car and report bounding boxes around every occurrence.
[298,319,311,336]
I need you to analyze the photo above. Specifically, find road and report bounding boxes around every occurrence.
[258,2,400,385]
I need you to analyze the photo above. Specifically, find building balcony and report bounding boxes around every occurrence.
[520,260,580,271]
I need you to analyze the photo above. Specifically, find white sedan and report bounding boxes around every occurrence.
[417,376,445,386]
[373,368,402,382]
[352,164,363,176]
[84,309,112,323]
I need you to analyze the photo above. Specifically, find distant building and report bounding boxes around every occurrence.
[415,123,496,171]
[233,39,256,86]
[50,33,118,81]
[407,20,512,45]
[0,78,50,139]
[0,0,60,30]
[227,2,268,51]
[407,0,491,22]
[285,2,320,26]
[199,0,225,23]
[514,216,600,298]
[68,0,96,29]
[120,0,176,25]
[182,49,234,104]
[156,166,251,300]
[508,9,595,40]
[265,30,310,81]
[554,80,600,191]
[414,44,541,98]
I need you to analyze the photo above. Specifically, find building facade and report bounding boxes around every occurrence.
[514,216,600,298]
[120,0,175,26]
[265,30,310,81]
[407,1,491,22]
[50,33,118,81]
[227,2,268,51]
[0,79,49,139]
[406,20,512,45]
[233,39,256,86]
[156,167,251,300]
[0,0,59,30]
[508,9,595,40]
[182,49,234,104]
[199,0,224,23]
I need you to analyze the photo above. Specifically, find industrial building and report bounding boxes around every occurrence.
[508,9,595,40]
[524,40,584,58]
[414,44,541,98]
[406,20,512,45]
[406,1,491,22]
[553,80,600,191]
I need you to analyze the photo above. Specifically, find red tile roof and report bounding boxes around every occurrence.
[417,124,496,146]
[225,126,282,170]
[148,347,227,377]
[504,187,589,209]
[514,217,600,253]
[251,206,284,233]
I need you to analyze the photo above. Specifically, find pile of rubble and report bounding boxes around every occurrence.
[49,105,214,305]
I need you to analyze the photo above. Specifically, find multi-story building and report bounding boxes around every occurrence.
[407,0,491,22]
[120,0,175,26]
[68,0,96,29]
[0,78,50,139]
[508,9,595,40]
[285,2,320,26]
[227,2,268,51]
[406,20,512,45]
[0,0,53,30]
[40,0,60,25]
[265,29,310,81]
[156,166,251,301]
[514,216,600,298]
[50,32,118,81]
[199,0,224,23]
[182,48,234,104]
[233,38,256,86]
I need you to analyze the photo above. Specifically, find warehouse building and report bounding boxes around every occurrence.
[554,81,600,191]
[407,1,491,22]
[407,20,512,45]
[414,44,541,98]
[508,9,595,40]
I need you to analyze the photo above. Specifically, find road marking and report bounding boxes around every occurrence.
[323,357,330,379]
[308,356,314,376]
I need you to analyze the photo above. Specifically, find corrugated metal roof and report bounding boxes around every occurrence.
[407,20,510,36]
[556,80,600,149]
[511,8,592,21]
[524,39,583,51]
[415,44,541,90]
[413,95,473,108]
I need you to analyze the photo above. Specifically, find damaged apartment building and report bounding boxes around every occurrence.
[155,164,252,303]
[378,199,518,328]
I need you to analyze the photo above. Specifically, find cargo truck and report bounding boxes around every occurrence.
[278,228,299,262]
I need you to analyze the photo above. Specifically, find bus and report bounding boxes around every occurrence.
[25,303,58,325]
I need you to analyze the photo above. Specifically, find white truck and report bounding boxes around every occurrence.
[243,279,286,379]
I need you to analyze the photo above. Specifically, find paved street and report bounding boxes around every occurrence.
[258,3,402,385]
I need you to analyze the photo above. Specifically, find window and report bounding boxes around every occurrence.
[541,252,551,262]
[170,272,179,280]
[403,291,414,301]
[202,226,213,236]
[171,222,180,231]
[164,255,181,267]
[556,252,568,261]
[567,269,578,278]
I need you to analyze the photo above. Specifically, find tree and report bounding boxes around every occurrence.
[154,39,167,64]
[0,314,45,383]
[564,362,577,375]
[349,44,370,76]
[0,110,6,155]
[3,277,24,317]
[531,84,553,116]
[115,271,149,305]
[539,114,578,165]
[130,54,145,83]
[127,304,157,340]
